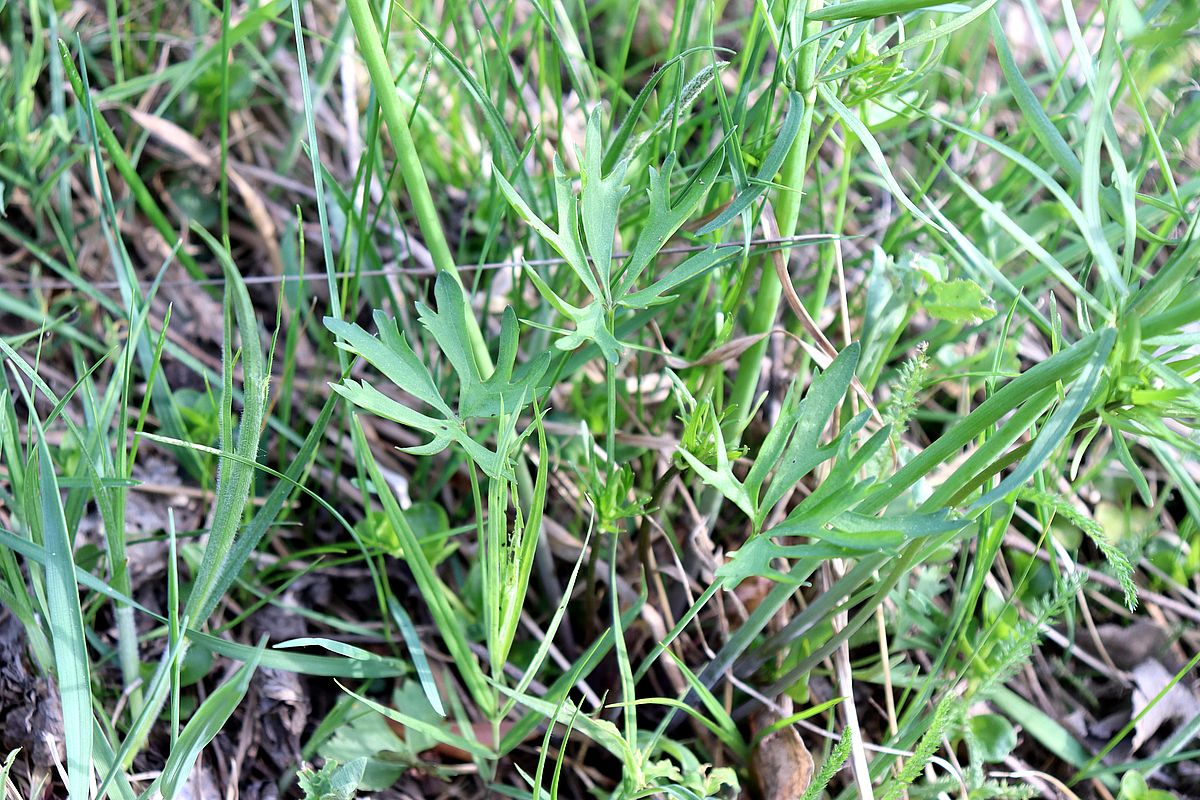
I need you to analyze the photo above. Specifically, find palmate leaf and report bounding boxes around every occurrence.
[416,272,552,418]
[496,111,724,365]
[324,272,550,479]
[616,148,726,296]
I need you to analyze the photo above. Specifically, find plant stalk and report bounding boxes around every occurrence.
[726,0,822,443]
[345,0,492,370]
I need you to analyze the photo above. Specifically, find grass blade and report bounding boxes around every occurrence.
[30,428,93,800]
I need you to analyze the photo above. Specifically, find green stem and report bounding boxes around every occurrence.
[344,0,492,370]
[725,0,823,443]
[809,124,853,327]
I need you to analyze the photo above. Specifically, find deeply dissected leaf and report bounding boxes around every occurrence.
[498,114,723,365]
[716,536,814,589]
[297,757,367,800]
[579,109,629,293]
[325,272,549,479]
[617,148,726,295]
[620,246,735,309]
[416,272,551,418]
[754,344,863,522]
[495,156,598,297]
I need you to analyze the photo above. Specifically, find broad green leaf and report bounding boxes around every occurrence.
[317,705,409,791]
[991,688,1090,768]
[1118,771,1177,800]
[968,713,1018,763]
[921,279,997,322]
[337,683,494,759]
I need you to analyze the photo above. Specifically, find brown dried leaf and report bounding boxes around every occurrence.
[752,711,814,800]
[0,614,64,771]
[666,332,771,369]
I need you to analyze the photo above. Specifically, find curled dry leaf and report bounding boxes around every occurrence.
[665,331,771,369]
[752,710,814,800]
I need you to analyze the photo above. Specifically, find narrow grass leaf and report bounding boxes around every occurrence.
[31,433,93,800]
[988,11,1081,182]
[808,0,968,20]
[388,598,446,717]
[818,85,939,230]
[158,641,265,799]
